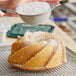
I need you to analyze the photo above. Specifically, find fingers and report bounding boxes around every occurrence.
[4,13,19,17]
[0,10,5,17]
[0,0,61,17]
[40,0,61,4]
[7,0,29,10]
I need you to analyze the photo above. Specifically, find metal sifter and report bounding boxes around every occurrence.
[0,1,67,25]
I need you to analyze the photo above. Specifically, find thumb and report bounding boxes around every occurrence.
[0,10,5,17]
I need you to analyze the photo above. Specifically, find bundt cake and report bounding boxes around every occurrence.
[8,32,67,70]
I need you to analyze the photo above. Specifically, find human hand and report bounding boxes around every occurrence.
[0,0,61,17]
[8,0,61,10]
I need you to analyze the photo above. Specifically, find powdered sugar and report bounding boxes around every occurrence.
[51,39,58,47]
[43,41,48,45]
[18,32,59,47]
[15,64,23,67]
[16,2,51,15]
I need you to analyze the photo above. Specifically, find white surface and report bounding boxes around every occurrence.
[0,32,6,42]
[69,0,76,2]
[0,37,16,47]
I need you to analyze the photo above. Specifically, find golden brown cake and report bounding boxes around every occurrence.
[8,32,67,70]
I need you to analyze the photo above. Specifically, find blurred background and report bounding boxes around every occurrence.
[0,0,76,45]
[52,1,76,42]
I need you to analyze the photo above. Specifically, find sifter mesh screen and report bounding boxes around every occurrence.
[0,46,76,76]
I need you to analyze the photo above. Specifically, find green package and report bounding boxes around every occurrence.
[7,23,55,38]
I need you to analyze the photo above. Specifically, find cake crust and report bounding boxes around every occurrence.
[8,32,67,70]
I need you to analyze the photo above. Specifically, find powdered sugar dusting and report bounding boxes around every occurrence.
[18,32,59,47]
[15,64,23,66]
[43,41,48,45]
[51,39,58,47]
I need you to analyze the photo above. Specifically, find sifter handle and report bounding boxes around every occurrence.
[0,8,16,14]
[0,8,8,13]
